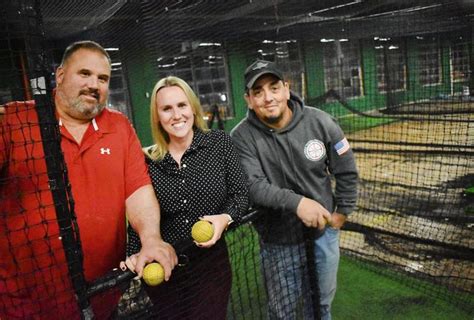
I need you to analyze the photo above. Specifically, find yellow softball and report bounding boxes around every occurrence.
[191,220,214,243]
[142,262,165,286]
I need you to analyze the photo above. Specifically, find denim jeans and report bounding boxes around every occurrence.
[260,227,340,320]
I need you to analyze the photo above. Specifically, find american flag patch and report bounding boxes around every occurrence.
[334,137,350,156]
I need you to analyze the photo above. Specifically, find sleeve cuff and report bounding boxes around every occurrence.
[223,213,234,230]
[336,206,354,215]
[224,205,240,224]
[287,193,304,213]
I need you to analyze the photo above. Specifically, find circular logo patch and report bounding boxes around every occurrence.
[304,139,326,161]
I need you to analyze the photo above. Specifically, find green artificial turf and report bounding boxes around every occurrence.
[333,256,473,320]
[226,226,473,320]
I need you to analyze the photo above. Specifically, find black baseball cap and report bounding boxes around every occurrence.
[244,60,284,90]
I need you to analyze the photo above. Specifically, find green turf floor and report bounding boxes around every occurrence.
[333,256,473,320]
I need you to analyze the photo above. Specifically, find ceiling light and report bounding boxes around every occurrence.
[199,42,221,47]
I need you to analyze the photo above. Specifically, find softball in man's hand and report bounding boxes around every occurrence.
[191,220,214,243]
[142,262,165,286]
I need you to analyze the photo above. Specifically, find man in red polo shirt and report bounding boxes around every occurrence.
[0,41,177,319]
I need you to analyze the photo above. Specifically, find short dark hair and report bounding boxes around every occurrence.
[60,40,111,67]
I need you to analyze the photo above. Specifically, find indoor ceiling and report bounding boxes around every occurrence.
[3,0,473,50]
[33,0,474,41]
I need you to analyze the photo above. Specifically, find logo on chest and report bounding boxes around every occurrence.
[304,139,325,161]
[100,147,111,155]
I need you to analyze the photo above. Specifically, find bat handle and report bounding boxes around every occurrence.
[86,268,135,297]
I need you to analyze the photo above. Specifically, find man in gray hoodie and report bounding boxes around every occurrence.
[231,60,358,320]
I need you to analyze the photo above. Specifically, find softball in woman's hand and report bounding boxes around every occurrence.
[191,220,214,243]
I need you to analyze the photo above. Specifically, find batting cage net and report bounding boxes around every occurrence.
[1,0,473,319]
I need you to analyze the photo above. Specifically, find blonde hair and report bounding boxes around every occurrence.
[148,76,209,161]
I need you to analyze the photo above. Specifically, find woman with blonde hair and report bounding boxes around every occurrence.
[126,76,248,319]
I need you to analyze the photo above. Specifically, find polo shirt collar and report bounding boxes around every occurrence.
[90,108,116,133]
[57,108,116,134]
[58,117,98,130]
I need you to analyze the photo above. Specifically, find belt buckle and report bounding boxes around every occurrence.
[178,254,189,267]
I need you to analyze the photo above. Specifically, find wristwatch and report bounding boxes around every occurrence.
[223,214,234,230]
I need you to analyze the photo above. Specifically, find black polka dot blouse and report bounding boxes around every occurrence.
[127,129,249,254]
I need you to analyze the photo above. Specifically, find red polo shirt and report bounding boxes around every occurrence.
[0,101,151,319]
[59,107,151,281]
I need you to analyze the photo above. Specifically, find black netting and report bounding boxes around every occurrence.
[1,0,473,319]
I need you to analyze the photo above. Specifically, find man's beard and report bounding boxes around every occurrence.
[264,113,283,125]
[67,89,106,119]
[70,98,105,119]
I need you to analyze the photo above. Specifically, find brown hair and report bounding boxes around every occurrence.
[60,40,111,67]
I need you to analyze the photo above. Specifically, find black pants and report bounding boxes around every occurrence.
[145,240,232,320]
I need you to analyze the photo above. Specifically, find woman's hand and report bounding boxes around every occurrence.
[120,254,139,275]
[195,214,232,248]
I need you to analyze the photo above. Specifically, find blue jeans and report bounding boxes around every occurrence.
[260,227,340,320]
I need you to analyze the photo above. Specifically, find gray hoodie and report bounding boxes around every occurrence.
[231,93,358,244]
